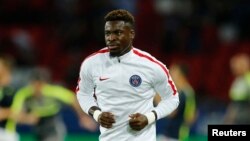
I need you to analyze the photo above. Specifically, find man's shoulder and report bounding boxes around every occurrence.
[132,47,150,54]
[84,48,109,61]
[133,47,157,58]
[132,48,159,62]
[132,47,168,71]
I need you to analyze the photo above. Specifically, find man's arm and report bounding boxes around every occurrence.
[47,84,99,132]
[152,65,179,120]
[88,106,101,117]
[153,93,178,118]
[11,110,39,125]
[88,106,115,129]
[72,98,98,131]
[75,60,115,128]
[6,87,39,132]
[129,65,179,131]
[76,60,99,114]
[0,108,11,121]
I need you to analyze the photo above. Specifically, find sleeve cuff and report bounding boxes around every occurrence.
[145,112,156,125]
[93,110,102,122]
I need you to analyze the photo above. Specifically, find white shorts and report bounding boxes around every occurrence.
[0,128,19,141]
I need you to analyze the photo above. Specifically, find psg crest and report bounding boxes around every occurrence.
[129,75,142,87]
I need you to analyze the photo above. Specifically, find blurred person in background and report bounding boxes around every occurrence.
[223,53,250,124]
[76,9,179,141]
[0,56,19,141]
[6,67,97,141]
[155,63,197,141]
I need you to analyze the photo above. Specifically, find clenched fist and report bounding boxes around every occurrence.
[129,113,148,131]
[98,112,116,128]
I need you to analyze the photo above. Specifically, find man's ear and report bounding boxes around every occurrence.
[130,30,135,40]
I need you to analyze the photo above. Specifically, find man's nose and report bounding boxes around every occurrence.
[108,34,116,41]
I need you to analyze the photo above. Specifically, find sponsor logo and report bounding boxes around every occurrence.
[99,77,109,81]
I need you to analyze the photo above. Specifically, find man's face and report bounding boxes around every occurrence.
[230,55,249,76]
[105,21,134,57]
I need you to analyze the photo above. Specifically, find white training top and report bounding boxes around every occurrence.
[76,47,179,141]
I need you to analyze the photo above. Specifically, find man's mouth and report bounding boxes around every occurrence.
[108,45,118,49]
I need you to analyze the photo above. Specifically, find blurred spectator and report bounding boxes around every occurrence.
[223,53,250,124]
[154,0,192,16]
[155,63,197,141]
[218,23,238,44]
[10,28,36,66]
[7,67,97,141]
[0,55,19,141]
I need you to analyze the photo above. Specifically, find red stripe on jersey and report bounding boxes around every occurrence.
[85,48,109,60]
[133,49,177,95]
[75,78,80,94]
[76,48,109,94]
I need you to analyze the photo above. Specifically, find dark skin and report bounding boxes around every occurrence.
[129,113,148,131]
[88,20,149,131]
[105,21,134,57]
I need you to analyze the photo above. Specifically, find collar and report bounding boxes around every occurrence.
[108,47,134,63]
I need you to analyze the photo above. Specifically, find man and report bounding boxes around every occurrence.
[155,63,196,141]
[76,9,179,141]
[224,53,250,124]
[0,56,19,141]
[6,67,97,141]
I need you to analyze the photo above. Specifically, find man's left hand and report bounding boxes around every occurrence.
[129,113,148,131]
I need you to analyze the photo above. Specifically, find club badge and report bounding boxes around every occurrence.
[129,75,142,87]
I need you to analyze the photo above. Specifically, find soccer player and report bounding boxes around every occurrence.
[224,53,250,124]
[76,9,179,141]
[0,56,19,141]
[6,67,97,141]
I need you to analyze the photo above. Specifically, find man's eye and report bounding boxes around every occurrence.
[117,31,123,35]
[113,31,121,35]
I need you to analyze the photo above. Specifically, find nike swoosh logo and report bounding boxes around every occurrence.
[99,77,109,81]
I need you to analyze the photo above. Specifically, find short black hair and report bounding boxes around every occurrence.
[104,9,135,28]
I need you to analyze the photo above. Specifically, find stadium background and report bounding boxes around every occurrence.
[0,0,249,141]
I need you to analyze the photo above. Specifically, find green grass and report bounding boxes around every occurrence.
[20,133,207,141]
[20,133,99,141]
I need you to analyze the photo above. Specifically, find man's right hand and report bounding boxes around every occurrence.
[98,112,116,128]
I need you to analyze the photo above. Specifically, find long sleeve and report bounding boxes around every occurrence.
[76,60,99,115]
[153,64,179,120]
